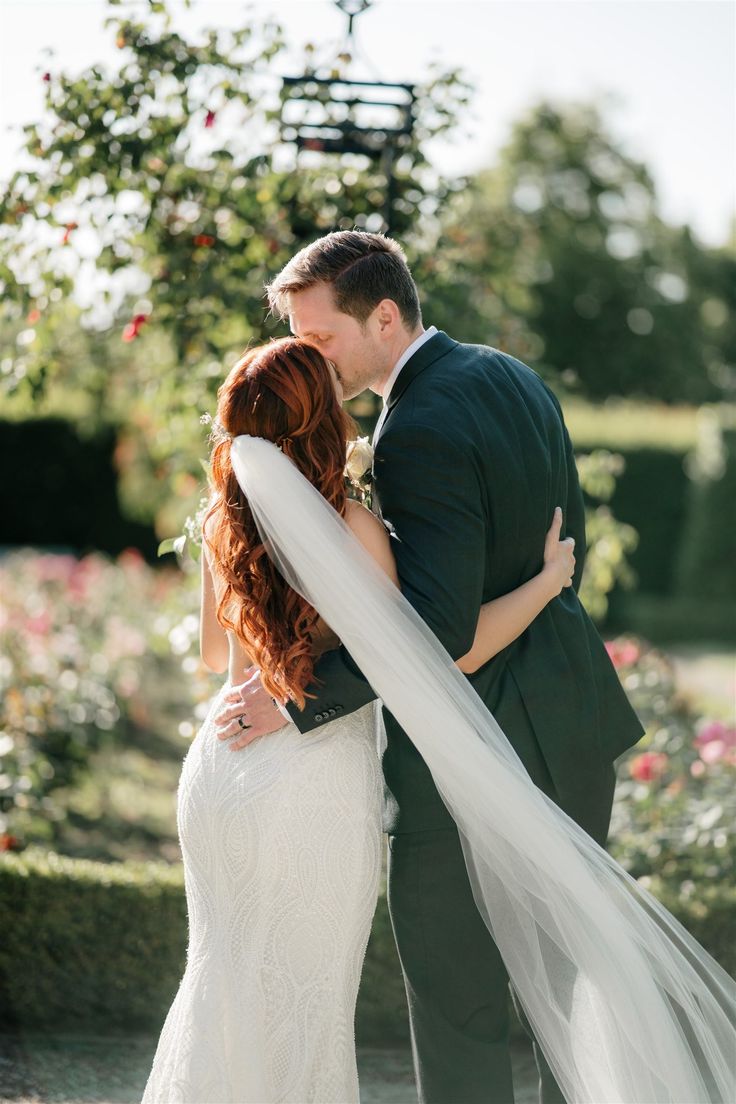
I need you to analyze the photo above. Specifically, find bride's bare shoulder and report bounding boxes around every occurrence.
[344,499,398,584]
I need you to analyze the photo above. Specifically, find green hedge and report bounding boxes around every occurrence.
[675,425,736,603]
[0,849,188,1032]
[579,405,736,639]
[606,592,736,645]
[0,847,409,1044]
[2,847,734,1041]
[602,448,689,597]
[0,418,158,559]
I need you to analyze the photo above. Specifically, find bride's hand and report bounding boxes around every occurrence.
[542,506,576,596]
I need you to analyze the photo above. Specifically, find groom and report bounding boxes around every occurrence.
[215,230,644,1103]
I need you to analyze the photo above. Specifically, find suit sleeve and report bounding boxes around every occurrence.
[373,422,486,660]
[283,642,378,733]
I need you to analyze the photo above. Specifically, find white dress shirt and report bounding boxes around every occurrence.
[371,325,438,446]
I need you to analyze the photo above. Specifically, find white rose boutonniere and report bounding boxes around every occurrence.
[345,435,374,507]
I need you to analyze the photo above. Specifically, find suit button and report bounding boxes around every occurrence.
[336,705,343,712]
[328,708,336,717]
[315,712,324,722]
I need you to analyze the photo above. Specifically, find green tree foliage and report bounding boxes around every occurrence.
[420,102,735,403]
[0,0,470,532]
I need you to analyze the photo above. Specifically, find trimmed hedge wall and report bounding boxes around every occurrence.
[0,418,158,559]
[583,408,736,640]
[3,407,734,638]
[607,593,736,645]
[0,847,409,1044]
[601,448,689,597]
[2,848,734,1041]
[675,427,736,603]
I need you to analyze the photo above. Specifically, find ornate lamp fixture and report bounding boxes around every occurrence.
[279,0,416,231]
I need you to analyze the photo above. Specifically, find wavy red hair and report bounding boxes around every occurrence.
[203,338,357,708]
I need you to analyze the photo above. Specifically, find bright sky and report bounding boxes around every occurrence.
[0,0,734,246]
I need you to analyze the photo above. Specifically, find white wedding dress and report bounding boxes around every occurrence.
[141,685,383,1104]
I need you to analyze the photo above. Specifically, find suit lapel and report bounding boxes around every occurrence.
[372,331,458,447]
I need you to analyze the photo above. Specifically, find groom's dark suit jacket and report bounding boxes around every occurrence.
[285,331,644,833]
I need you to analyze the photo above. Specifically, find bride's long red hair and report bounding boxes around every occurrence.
[203,338,357,708]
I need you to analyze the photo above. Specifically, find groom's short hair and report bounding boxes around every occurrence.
[266,230,422,330]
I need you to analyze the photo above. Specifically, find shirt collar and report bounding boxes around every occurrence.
[381,325,438,406]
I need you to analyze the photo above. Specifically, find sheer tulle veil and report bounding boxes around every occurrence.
[230,434,735,1104]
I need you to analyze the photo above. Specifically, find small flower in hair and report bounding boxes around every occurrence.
[201,412,233,445]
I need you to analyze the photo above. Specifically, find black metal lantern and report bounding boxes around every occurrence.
[279,1,416,232]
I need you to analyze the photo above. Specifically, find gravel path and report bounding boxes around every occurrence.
[0,1031,540,1103]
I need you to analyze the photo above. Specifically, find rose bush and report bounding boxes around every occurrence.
[0,549,207,846]
[2,549,732,903]
[607,636,734,893]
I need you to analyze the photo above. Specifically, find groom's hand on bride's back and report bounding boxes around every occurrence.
[213,668,287,750]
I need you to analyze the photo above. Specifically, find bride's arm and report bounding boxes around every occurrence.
[344,499,400,585]
[456,508,575,674]
[346,501,575,677]
[200,511,230,674]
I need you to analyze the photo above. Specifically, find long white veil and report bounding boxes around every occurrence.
[230,434,735,1104]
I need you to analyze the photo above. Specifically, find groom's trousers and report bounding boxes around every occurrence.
[386,756,618,1104]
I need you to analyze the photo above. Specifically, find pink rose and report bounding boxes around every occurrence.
[699,741,728,764]
[694,721,736,766]
[694,720,736,749]
[26,612,51,636]
[605,638,641,669]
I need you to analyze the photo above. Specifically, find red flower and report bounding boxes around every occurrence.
[0,834,21,852]
[118,547,145,570]
[204,109,216,128]
[605,638,641,670]
[629,751,668,783]
[193,233,216,247]
[122,313,149,342]
[42,72,51,83]
[27,308,41,324]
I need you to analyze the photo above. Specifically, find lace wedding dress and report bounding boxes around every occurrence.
[141,685,383,1104]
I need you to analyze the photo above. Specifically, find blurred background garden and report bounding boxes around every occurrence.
[0,0,734,1100]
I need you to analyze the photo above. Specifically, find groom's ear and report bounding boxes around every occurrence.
[374,298,402,336]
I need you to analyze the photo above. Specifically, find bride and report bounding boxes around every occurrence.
[142,337,735,1104]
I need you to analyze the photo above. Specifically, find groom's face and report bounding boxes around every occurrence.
[287,283,390,401]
